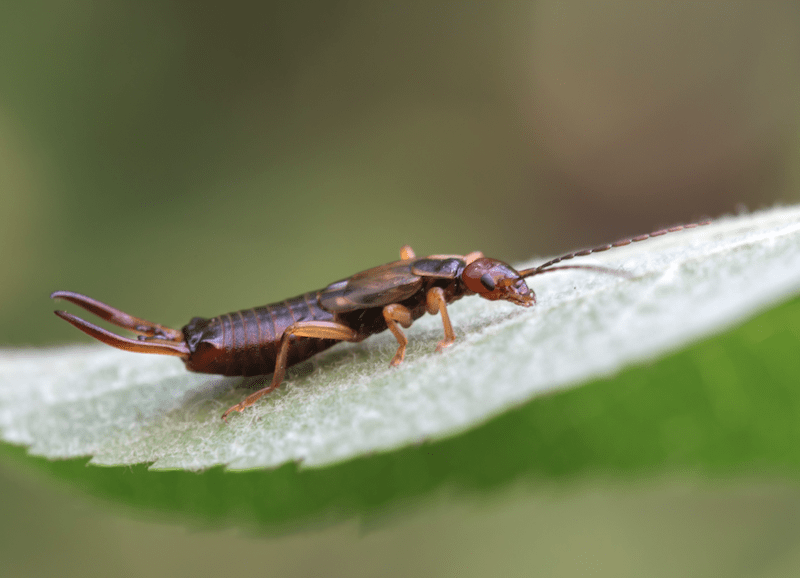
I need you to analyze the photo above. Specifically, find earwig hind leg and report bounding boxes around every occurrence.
[221,320,360,421]
[400,245,416,260]
[382,303,413,366]
[51,291,183,341]
[426,287,455,352]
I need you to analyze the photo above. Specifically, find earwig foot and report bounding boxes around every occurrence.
[389,351,405,366]
[221,404,244,422]
[435,339,454,353]
[220,381,282,420]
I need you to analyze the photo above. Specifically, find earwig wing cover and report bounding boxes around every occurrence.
[319,260,424,312]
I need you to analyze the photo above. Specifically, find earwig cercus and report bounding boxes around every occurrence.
[52,221,709,421]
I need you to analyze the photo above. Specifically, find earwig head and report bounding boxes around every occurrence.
[462,258,536,306]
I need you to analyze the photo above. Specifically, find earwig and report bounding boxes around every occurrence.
[52,221,709,420]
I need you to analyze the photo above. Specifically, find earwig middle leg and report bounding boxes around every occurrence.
[221,320,360,421]
[400,245,416,260]
[426,287,455,352]
[383,303,413,366]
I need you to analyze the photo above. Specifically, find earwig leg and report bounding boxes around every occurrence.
[271,321,360,392]
[463,251,484,265]
[221,320,360,421]
[53,310,189,357]
[426,287,455,352]
[400,245,416,260]
[424,251,483,265]
[51,291,184,341]
[382,303,413,366]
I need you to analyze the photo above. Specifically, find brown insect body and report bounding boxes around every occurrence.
[180,259,469,377]
[184,257,474,375]
[51,222,708,420]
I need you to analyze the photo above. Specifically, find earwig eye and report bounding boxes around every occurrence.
[479,273,496,291]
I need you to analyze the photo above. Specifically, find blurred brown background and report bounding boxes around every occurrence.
[2,1,799,576]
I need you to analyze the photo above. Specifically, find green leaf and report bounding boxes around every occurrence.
[3,206,800,528]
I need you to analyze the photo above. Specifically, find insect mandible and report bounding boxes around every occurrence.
[52,221,708,420]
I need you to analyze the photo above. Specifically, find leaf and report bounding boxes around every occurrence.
[3,206,800,528]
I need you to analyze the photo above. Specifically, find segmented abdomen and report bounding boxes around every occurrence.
[182,291,337,376]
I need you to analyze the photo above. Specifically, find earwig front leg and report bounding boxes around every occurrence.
[463,251,484,265]
[426,287,455,352]
[383,303,413,366]
[400,245,416,260]
[221,320,360,421]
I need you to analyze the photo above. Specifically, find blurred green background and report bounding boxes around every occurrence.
[2,1,800,576]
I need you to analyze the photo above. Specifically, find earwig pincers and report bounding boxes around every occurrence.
[52,221,709,420]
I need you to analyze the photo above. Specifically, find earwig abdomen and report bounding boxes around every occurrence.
[182,292,338,376]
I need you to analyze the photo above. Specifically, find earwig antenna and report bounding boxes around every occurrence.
[518,221,711,279]
[524,264,635,278]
